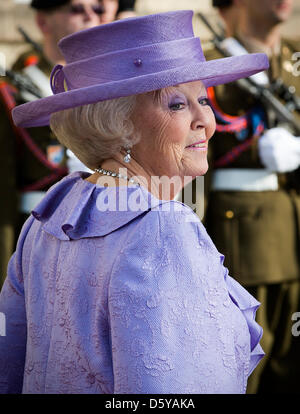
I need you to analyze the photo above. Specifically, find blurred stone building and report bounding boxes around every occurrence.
[0,0,300,69]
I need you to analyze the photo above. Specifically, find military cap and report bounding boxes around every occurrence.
[212,0,233,7]
[31,0,70,9]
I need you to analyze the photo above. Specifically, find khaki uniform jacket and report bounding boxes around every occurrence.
[203,37,300,286]
[0,48,67,287]
[11,48,67,193]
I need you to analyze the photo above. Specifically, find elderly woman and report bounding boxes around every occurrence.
[0,11,268,394]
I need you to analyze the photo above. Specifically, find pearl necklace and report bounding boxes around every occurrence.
[94,167,140,186]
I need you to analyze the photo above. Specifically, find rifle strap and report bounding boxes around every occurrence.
[207,87,265,168]
[0,81,67,191]
[213,125,264,168]
[207,86,249,133]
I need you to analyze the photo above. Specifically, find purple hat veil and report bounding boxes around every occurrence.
[12,10,269,128]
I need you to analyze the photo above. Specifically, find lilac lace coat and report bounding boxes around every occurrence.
[0,172,264,394]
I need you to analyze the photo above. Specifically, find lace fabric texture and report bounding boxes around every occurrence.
[0,172,264,394]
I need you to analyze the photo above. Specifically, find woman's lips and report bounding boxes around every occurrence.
[185,140,207,150]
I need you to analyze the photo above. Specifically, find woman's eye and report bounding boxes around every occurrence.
[199,98,210,106]
[169,102,185,111]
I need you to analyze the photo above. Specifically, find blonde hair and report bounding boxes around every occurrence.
[49,95,138,170]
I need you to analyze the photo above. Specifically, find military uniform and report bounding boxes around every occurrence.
[0,48,67,288]
[203,36,300,393]
[0,82,18,289]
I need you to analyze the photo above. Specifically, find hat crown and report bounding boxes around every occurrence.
[12,10,269,129]
[59,10,195,64]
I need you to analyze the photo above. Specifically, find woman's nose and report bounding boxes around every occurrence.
[191,119,205,130]
[191,107,207,130]
[191,104,216,137]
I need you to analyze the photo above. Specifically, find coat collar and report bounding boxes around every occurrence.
[32,172,172,240]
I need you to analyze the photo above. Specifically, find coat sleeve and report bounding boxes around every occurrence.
[108,205,235,394]
[0,253,27,394]
[0,218,32,394]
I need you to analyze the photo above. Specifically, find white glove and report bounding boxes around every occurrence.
[258,127,300,173]
[66,149,93,174]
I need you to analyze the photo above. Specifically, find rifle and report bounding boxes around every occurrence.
[198,12,300,135]
[0,65,43,99]
[0,26,48,99]
[0,26,46,99]
[17,26,43,55]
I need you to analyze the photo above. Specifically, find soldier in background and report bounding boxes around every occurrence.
[15,0,104,71]
[0,0,104,288]
[203,0,300,393]
[212,0,239,37]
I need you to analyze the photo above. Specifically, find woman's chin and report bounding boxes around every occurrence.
[187,162,209,178]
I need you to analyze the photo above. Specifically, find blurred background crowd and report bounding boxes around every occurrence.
[1,0,300,67]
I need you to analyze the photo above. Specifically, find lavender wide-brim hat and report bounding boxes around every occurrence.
[12,10,269,128]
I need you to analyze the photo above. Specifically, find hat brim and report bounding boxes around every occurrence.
[12,53,269,128]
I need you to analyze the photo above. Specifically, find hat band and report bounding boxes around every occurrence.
[51,37,204,94]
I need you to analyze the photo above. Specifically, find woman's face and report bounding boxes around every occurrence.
[131,80,216,181]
